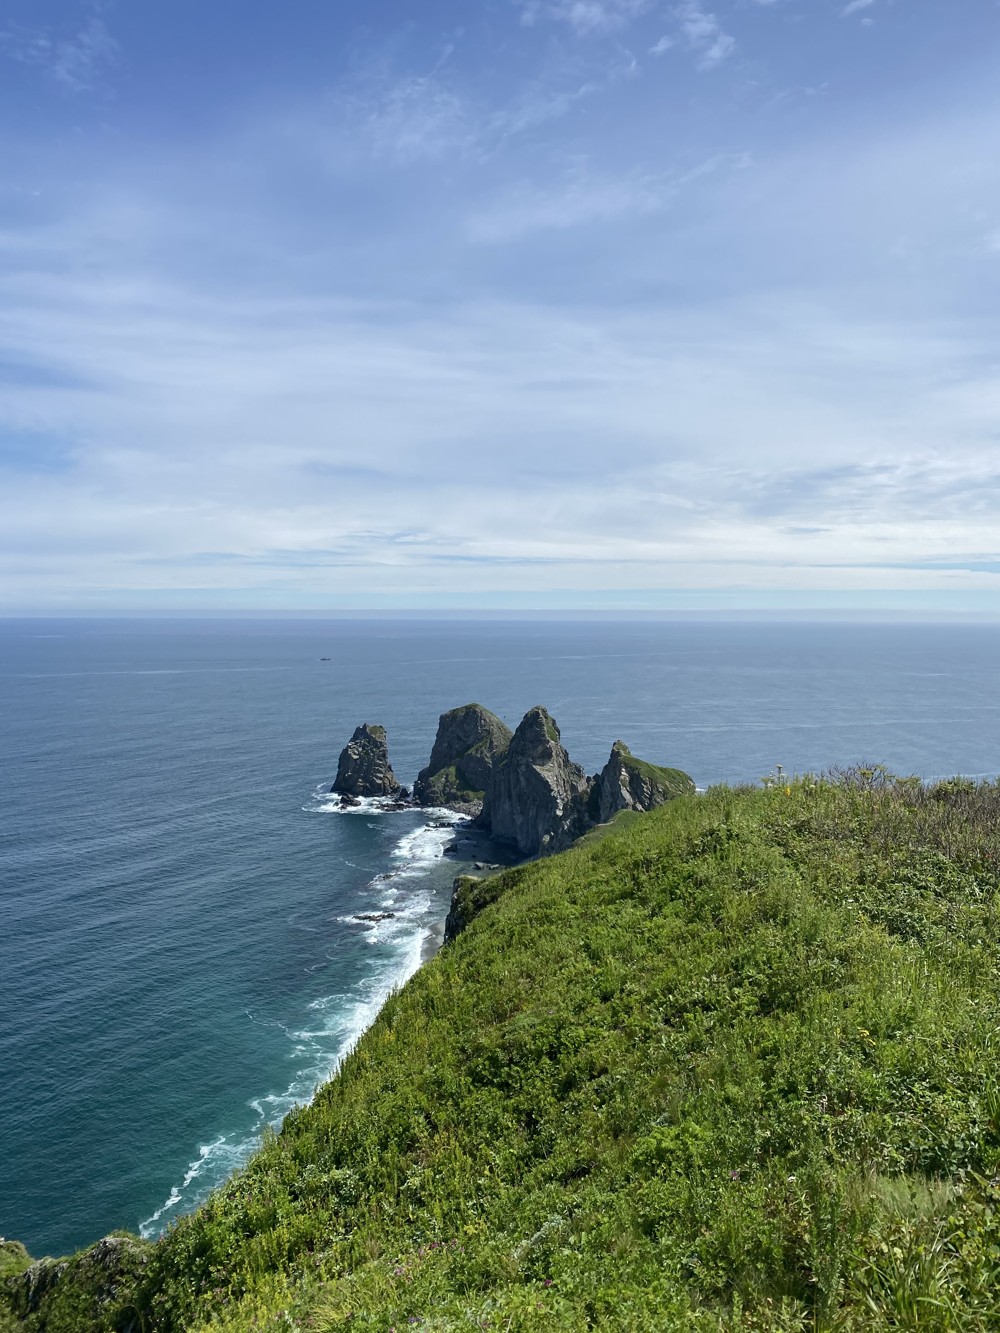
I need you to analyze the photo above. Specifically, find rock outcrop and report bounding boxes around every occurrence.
[480,706,592,857]
[5,1235,151,1329]
[332,724,401,798]
[414,703,512,811]
[595,741,696,824]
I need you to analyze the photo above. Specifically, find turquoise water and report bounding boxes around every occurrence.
[2,616,999,1258]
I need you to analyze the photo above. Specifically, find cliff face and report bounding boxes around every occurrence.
[595,741,696,824]
[414,704,512,810]
[481,706,592,857]
[332,724,400,798]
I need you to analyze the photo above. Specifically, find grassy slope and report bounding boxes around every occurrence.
[7,773,1000,1332]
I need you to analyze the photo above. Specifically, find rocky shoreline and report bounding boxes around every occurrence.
[329,702,696,930]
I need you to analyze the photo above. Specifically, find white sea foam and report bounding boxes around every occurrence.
[139,805,465,1240]
[303,787,413,816]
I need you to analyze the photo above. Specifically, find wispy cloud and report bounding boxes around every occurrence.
[50,12,120,93]
[515,0,653,36]
[467,166,664,242]
[673,1,736,69]
[841,0,877,16]
[0,5,118,94]
[353,73,475,162]
[1,1,998,609]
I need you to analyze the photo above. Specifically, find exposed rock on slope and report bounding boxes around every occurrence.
[414,704,512,810]
[332,724,401,798]
[481,706,592,857]
[595,740,696,823]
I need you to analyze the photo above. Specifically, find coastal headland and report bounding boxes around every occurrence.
[5,759,1000,1330]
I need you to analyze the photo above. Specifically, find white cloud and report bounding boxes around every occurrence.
[841,0,876,16]
[0,6,118,94]
[2,41,1000,608]
[515,0,653,36]
[50,14,118,92]
[358,74,475,161]
[649,35,675,55]
[673,1,736,69]
[467,167,665,241]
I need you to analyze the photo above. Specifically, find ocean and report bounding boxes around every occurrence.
[2,616,999,1259]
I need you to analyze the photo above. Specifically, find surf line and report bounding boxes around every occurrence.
[139,803,464,1238]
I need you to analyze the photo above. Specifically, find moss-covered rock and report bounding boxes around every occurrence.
[414,704,512,811]
[3,1234,151,1333]
[595,740,695,823]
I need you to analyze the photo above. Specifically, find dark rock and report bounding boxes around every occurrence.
[414,704,513,809]
[354,912,396,923]
[595,741,696,823]
[480,706,592,857]
[332,723,401,798]
[473,861,500,871]
[443,841,460,854]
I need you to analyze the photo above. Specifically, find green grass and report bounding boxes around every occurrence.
[6,771,1000,1331]
[612,742,696,801]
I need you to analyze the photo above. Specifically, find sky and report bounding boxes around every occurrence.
[1,0,999,612]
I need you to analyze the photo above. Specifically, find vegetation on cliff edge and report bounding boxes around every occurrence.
[5,769,1000,1331]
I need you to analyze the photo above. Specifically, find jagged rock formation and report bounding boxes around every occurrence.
[414,704,512,810]
[332,724,400,798]
[480,706,592,857]
[595,741,696,823]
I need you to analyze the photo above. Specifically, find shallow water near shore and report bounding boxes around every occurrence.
[2,615,999,1257]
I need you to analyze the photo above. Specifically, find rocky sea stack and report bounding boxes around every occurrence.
[331,723,401,799]
[328,708,695,858]
[480,706,593,858]
[596,740,696,823]
[413,704,512,812]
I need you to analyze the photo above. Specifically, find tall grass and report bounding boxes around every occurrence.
[5,770,1000,1331]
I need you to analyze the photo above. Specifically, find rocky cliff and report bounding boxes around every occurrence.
[332,723,401,798]
[414,703,512,811]
[595,740,696,823]
[480,706,593,857]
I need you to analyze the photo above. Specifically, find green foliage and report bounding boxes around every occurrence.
[421,764,483,805]
[7,771,1000,1331]
[617,747,696,800]
[0,1247,30,1284]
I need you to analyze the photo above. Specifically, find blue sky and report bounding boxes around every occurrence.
[1,0,999,611]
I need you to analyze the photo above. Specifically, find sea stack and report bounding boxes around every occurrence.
[332,723,401,798]
[480,706,592,857]
[595,741,696,823]
[414,703,513,812]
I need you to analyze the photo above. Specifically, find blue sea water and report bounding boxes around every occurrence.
[2,615,1000,1259]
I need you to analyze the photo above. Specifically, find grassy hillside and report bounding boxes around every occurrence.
[6,770,1000,1331]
